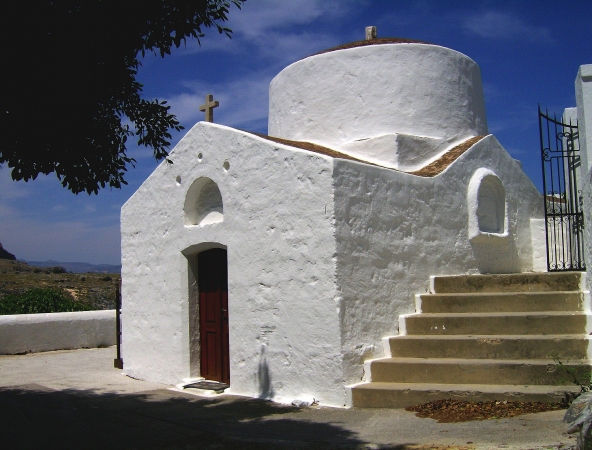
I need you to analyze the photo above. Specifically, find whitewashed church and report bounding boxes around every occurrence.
[121,32,592,408]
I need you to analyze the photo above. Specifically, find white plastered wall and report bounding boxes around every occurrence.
[269,43,488,170]
[121,123,347,406]
[576,65,592,174]
[332,135,544,384]
[576,65,592,293]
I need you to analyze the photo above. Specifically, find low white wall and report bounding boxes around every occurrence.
[0,310,115,354]
[530,218,547,272]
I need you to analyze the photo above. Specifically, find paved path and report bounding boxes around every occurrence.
[0,347,575,449]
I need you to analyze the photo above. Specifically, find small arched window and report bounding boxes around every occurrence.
[477,176,505,233]
[468,169,508,242]
[184,177,223,226]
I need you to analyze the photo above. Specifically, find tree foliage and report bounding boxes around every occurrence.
[1,1,244,194]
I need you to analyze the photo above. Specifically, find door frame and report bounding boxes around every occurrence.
[182,243,228,381]
[197,247,229,384]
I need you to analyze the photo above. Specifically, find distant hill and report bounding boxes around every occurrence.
[22,260,121,274]
[0,243,16,261]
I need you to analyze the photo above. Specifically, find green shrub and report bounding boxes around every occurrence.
[0,288,90,315]
[51,266,67,274]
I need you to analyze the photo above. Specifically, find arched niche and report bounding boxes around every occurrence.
[184,177,223,226]
[467,168,509,243]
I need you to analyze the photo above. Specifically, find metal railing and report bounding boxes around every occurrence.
[538,107,585,271]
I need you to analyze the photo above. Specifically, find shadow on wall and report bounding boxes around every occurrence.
[471,238,520,274]
[258,345,275,400]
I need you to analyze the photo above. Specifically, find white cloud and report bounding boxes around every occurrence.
[228,0,351,38]
[461,11,554,44]
[252,30,339,63]
[181,0,350,65]
[482,82,502,102]
[168,73,272,131]
[0,167,29,200]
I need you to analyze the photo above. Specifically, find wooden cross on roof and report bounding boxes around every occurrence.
[199,94,219,122]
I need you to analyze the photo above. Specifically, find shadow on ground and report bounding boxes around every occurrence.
[0,384,421,449]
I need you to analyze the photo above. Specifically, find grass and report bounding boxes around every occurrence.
[0,288,91,314]
[0,259,119,312]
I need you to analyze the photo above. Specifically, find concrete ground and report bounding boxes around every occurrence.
[0,347,576,449]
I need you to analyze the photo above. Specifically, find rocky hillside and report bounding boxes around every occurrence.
[0,243,16,261]
[0,259,119,310]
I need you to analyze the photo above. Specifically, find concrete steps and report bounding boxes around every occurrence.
[388,335,591,360]
[431,272,583,293]
[418,292,584,313]
[350,272,590,408]
[368,357,591,385]
[403,311,587,335]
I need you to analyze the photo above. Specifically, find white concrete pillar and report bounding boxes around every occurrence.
[576,65,592,175]
[576,65,592,289]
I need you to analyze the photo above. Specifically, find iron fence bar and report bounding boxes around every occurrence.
[114,279,123,369]
[538,107,585,272]
[539,106,551,270]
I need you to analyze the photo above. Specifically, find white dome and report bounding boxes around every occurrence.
[268,41,488,170]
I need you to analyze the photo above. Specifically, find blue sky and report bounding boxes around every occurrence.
[1,0,591,265]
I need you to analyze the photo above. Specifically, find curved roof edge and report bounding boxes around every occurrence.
[248,132,370,164]
[309,37,434,59]
[246,131,487,178]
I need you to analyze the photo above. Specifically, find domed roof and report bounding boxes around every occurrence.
[268,37,488,170]
[310,37,432,58]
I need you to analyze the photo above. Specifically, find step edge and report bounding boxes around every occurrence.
[368,357,592,365]
[406,312,590,318]
[348,381,582,393]
[420,291,584,298]
[387,334,592,340]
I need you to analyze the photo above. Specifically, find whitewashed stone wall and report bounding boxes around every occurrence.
[576,65,592,291]
[122,124,348,406]
[576,65,592,174]
[333,136,543,384]
[122,125,544,405]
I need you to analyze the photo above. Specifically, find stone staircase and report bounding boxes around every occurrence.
[350,272,591,408]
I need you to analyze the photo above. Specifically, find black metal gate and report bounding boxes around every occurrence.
[538,107,586,271]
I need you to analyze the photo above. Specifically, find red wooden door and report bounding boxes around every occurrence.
[198,248,229,384]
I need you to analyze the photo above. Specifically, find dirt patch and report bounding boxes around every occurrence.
[406,399,565,423]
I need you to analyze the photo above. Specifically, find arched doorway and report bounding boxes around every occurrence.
[198,248,229,384]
